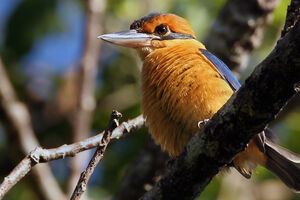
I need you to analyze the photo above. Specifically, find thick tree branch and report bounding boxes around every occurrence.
[140,2,300,199]
[0,58,67,200]
[0,114,144,200]
[69,0,107,193]
[204,0,279,73]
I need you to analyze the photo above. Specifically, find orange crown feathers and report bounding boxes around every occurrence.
[130,12,196,38]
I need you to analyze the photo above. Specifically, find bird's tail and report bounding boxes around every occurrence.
[264,139,300,192]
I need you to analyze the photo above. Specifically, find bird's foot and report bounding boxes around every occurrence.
[198,119,210,128]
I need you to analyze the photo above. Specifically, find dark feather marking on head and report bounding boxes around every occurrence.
[130,12,166,30]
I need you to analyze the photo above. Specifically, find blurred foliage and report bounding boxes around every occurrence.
[198,177,222,200]
[0,0,299,199]
[256,0,291,59]
[3,0,60,60]
[1,0,61,103]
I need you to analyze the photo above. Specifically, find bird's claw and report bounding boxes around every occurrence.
[198,119,210,128]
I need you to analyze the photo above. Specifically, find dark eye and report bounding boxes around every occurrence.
[155,24,168,35]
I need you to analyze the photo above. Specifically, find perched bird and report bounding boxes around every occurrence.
[99,12,300,191]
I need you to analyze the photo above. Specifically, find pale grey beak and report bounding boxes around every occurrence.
[97,30,159,48]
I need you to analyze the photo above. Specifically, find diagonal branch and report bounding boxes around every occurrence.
[140,1,300,199]
[71,110,122,200]
[0,114,144,200]
[0,58,67,200]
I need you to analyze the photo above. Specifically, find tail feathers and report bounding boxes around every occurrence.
[265,140,300,192]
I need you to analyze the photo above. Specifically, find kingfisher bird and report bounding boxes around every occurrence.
[99,12,300,191]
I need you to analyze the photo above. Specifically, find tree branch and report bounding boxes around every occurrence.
[0,114,145,200]
[140,2,300,199]
[71,110,122,200]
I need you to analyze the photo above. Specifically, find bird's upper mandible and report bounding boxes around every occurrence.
[98,12,198,52]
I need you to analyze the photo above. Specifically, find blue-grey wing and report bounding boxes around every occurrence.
[199,49,241,92]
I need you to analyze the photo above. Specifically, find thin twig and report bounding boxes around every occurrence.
[69,0,107,193]
[0,58,67,200]
[71,111,122,200]
[0,114,145,200]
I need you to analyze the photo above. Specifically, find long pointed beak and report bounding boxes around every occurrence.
[97,30,159,48]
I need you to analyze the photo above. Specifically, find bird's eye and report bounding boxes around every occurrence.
[154,24,169,35]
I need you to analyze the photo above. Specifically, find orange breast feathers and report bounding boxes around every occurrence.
[141,39,233,156]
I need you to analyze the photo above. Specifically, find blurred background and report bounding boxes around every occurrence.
[0,0,299,199]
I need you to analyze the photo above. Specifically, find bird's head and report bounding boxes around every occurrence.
[98,12,197,58]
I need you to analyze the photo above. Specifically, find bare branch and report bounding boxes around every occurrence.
[69,0,107,193]
[204,0,279,73]
[71,111,122,200]
[0,58,67,200]
[140,2,300,199]
[0,114,144,199]
[0,157,32,200]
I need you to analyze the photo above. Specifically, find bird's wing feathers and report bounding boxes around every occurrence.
[199,49,241,91]
[199,49,270,177]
